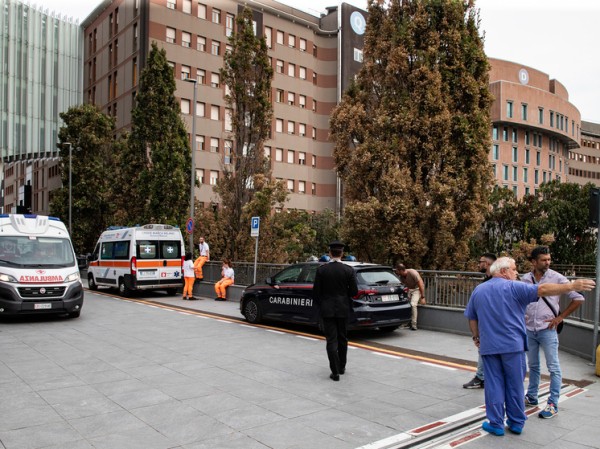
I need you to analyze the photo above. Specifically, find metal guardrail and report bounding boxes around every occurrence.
[202,262,598,325]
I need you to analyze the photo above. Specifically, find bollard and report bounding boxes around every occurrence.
[596,345,600,377]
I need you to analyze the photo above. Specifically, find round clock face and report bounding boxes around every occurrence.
[519,68,529,85]
[350,11,366,35]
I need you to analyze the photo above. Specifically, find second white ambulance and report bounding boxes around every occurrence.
[87,224,184,296]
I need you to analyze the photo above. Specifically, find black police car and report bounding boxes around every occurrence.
[240,262,411,332]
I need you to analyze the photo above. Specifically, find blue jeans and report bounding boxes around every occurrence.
[475,353,484,380]
[526,329,561,406]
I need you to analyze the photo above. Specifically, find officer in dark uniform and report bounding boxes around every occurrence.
[313,240,359,381]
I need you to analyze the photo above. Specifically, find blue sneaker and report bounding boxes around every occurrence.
[482,421,505,436]
[524,395,538,406]
[506,419,523,434]
[538,402,558,419]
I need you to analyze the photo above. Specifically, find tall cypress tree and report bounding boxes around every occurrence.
[330,0,493,269]
[117,42,191,226]
[51,104,116,253]
[215,7,276,260]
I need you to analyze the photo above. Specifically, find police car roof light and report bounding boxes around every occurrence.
[106,226,129,231]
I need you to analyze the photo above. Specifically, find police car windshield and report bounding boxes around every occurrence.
[0,236,75,268]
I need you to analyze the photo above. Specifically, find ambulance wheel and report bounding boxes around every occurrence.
[166,288,177,296]
[88,274,98,291]
[118,278,132,297]
[243,298,261,324]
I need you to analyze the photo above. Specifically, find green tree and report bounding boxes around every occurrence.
[330,0,493,269]
[117,42,191,226]
[50,104,116,253]
[214,7,276,260]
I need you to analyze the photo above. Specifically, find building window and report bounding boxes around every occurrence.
[525,130,530,146]
[512,166,518,182]
[265,27,272,48]
[196,102,205,117]
[196,135,205,151]
[503,165,509,181]
[354,48,363,62]
[210,137,219,152]
[287,179,294,192]
[276,30,284,45]
[196,69,205,84]
[183,0,191,13]
[276,119,283,133]
[226,14,234,36]
[288,34,295,48]
[525,149,530,164]
[287,91,295,105]
[275,148,283,161]
[210,170,218,185]
[287,150,295,164]
[512,146,518,163]
[182,32,191,47]
[506,101,513,118]
[287,121,295,134]
[503,127,508,141]
[211,72,220,88]
[299,38,307,52]
[167,0,176,9]
[166,27,176,44]
[288,63,295,77]
[224,140,232,164]
[211,40,220,56]
[181,65,190,80]
[550,111,554,127]
[513,185,518,196]
[181,99,190,114]
[535,169,539,184]
[299,152,306,165]
[521,103,527,121]
[512,129,517,143]
[197,36,206,51]
[523,167,528,183]
[492,125,498,141]
[536,151,541,166]
[275,89,283,103]
[210,105,219,120]
[198,3,206,19]
[539,107,544,124]
[299,66,306,80]
[133,23,138,49]
[224,108,232,131]
[212,8,221,24]
[298,181,306,194]
[299,95,306,109]
[276,60,284,73]
[299,123,306,136]
[492,144,499,160]
[312,183,316,195]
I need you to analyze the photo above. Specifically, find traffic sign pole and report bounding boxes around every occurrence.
[251,217,260,284]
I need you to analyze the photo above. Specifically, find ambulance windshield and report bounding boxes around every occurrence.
[0,236,76,268]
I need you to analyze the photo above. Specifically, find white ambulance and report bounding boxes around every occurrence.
[87,224,184,296]
[0,214,83,318]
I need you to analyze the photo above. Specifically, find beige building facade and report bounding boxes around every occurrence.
[82,0,368,213]
[569,120,600,185]
[488,58,582,197]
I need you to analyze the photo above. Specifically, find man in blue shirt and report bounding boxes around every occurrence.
[464,257,594,436]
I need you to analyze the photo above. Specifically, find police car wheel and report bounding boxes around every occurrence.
[244,298,261,324]
[88,274,98,291]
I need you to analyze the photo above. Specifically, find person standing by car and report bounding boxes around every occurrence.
[215,258,234,301]
[463,252,497,389]
[394,264,425,330]
[521,246,584,419]
[313,241,358,381]
[194,237,210,281]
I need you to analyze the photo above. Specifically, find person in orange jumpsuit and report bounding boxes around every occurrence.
[182,252,195,300]
[194,237,210,281]
[214,258,234,301]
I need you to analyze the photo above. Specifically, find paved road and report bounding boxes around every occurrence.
[1,288,598,449]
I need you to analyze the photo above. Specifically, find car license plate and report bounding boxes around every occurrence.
[380,294,398,302]
[34,303,52,310]
[137,270,157,278]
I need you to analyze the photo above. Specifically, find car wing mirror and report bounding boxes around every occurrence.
[266,277,273,285]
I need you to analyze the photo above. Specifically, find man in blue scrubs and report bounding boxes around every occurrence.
[464,257,594,436]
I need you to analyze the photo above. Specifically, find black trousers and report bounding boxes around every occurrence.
[322,317,348,375]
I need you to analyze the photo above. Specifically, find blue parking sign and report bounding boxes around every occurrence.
[251,216,260,237]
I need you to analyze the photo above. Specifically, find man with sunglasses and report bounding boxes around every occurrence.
[521,246,585,419]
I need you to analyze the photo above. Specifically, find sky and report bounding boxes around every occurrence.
[41,0,600,123]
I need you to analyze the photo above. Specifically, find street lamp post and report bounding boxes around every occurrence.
[184,78,198,253]
[63,142,73,235]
